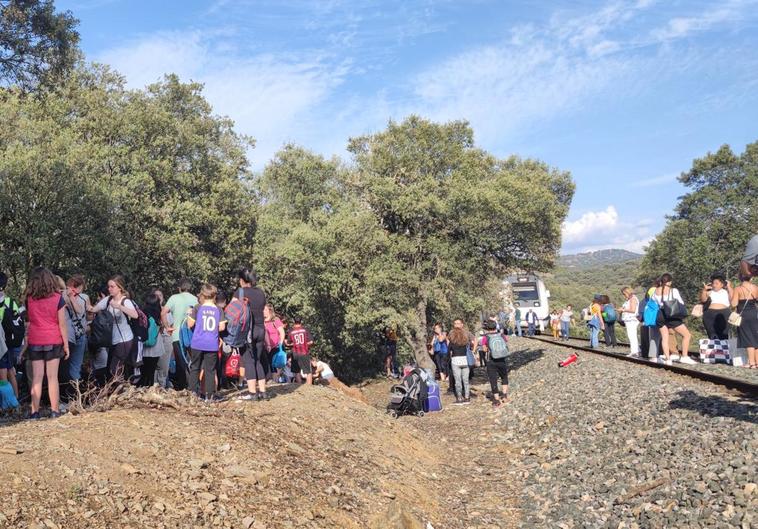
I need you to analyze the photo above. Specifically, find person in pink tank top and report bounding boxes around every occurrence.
[24,267,69,419]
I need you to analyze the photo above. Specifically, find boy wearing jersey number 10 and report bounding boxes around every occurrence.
[286,317,314,385]
[187,284,227,400]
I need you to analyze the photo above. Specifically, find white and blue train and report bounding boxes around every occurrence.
[505,274,550,331]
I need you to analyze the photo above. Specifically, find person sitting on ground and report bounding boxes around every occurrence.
[699,273,733,340]
[286,317,314,385]
[310,357,334,384]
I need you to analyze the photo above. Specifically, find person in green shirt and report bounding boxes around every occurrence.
[163,278,197,390]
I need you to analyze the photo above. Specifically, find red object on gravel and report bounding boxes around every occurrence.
[558,353,578,367]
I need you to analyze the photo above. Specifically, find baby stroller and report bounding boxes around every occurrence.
[386,368,428,418]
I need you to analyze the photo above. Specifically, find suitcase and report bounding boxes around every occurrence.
[424,382,442,412]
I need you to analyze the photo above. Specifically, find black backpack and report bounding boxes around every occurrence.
[1,297,25,348]
[90,297,115,348]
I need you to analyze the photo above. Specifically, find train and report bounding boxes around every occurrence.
[504,274,550,331]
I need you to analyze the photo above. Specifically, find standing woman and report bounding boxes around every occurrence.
[264,303,285,379]
[619,287,640,357]
[699,274,733,340]
[448,325,471,405]
[653,273,694,365]
[138,292,164,386]
[600,295,618,347]
[89,275,139,378]
[64,275,91,391]
[24,267,69,419]
[236,268,268,400]
[432,324,449,382]
[588,296,604,349]
[731,274,758,368]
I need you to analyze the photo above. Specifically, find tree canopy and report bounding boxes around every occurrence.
[637,141,758,302]
[0,0,79,89]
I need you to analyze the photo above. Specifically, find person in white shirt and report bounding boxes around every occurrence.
[310,357,334,383]
[619,288,640,357]
[559,305,573,341]
[699,273,733,340]
[653,273,694,365]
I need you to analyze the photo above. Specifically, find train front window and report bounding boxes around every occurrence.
[512,283,539,302]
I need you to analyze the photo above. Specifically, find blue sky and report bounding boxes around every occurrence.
[59,0,758,254]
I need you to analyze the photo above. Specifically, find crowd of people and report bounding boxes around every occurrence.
[0,267,338,418]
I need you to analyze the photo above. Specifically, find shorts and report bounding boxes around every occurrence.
[26,344,65,362]
[662,318,684,329]
[295,354,312,375]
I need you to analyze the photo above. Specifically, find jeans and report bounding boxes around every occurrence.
[156,334,173,388]
[604,322,617,346]
[68,335,88,381]
[515,320,522,336]
[560,321,570,339]
[527,322,536,336]
[589,326,600,348]
[451,360,470,399]
[625,320,640,355]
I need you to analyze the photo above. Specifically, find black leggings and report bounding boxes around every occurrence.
[433,354,448,378]
[139,357,160,387]
[188,348,217,396]
[487,359,509,397]
[702,308,730,339]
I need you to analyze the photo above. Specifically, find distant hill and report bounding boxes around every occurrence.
[558,249,642,269]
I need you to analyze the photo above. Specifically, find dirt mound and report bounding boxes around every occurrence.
[0,384,446,529]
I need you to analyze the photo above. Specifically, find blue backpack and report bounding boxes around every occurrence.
[145,316,160,347]
[271,344,286,369]
[179,319,194,354]
[643,297,660,327]
[602,304,617,323]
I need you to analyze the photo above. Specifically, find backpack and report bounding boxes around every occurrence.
[124,299,149,342]
[223,299,250,348]
[179,318,194,354]
[90,298,115,348]
[487,332,510,360]
[145,316,159,347]
[0,297,25,348]
[271,344,286,369]
[643,297,660,327]
[602,304,617,323]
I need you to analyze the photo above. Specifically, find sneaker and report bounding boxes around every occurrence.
[453,398,463,405]
[258,392,270,401]
[680,356,697,365]
[59,403,68,414]
[27,411,41,420]
[237,393,255,401]
[655,357,664,364]
[463,397,471,405]
[670,354,680,362]
[664,359,673,366]
[50,411,61,419]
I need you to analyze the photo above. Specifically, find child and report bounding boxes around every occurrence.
[310,357,334,384]
[187,284,226,401]
[285,317,314,385]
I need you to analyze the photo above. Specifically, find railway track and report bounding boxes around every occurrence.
[526,335,758,397]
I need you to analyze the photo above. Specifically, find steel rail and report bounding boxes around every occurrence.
[526,335,758,397]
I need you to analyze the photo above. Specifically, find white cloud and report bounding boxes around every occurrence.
[650,0,754,41]
[97,31,347,167]
[561,206,655,254]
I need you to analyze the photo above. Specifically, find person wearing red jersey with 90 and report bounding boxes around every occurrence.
[286,317,314,385]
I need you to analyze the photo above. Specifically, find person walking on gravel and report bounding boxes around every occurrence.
[559,305,573,341]
[619,288,640,357]
[448,324,472,404]
[731,273,758,368]
[653,274,694,366]
[483,321,509,408]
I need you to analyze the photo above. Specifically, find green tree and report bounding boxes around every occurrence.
[345,116,574,369]
[0,65,256,296]
[637,141,758,302]
[0,0,79,89]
